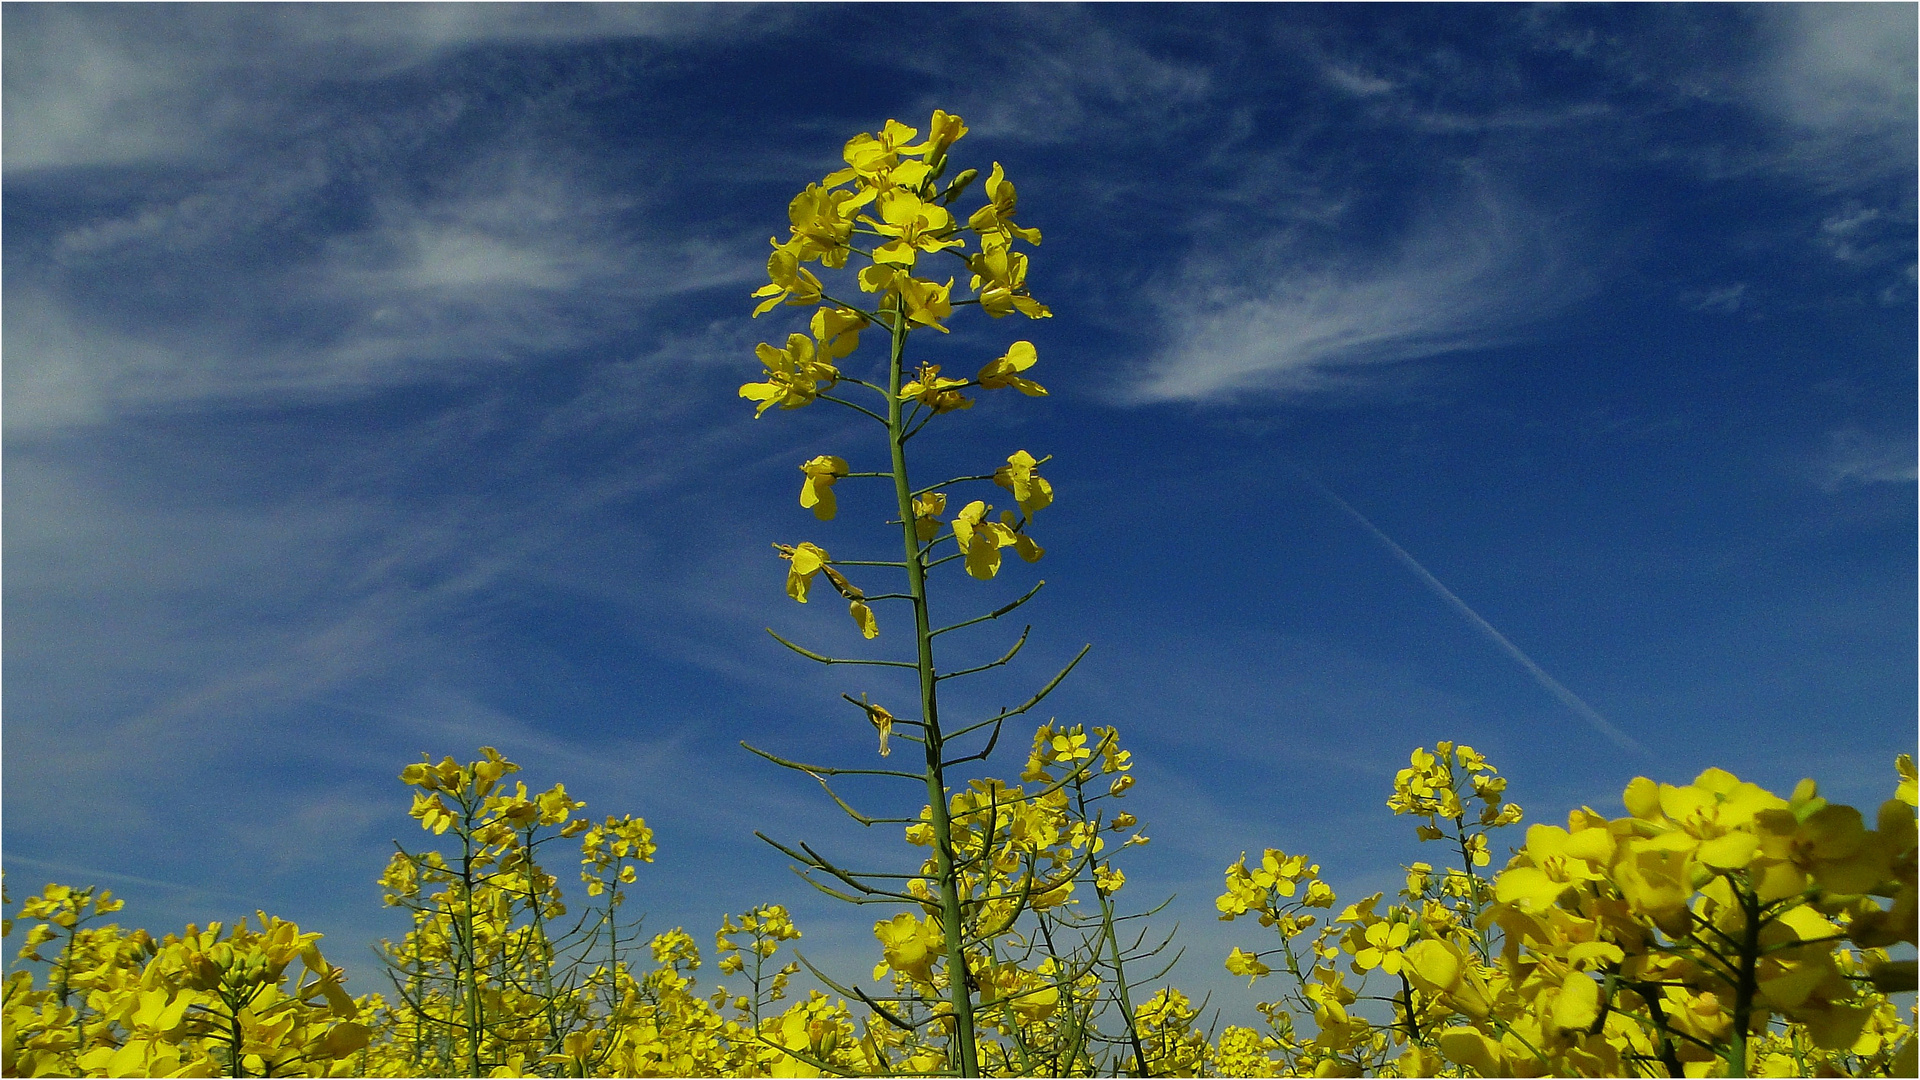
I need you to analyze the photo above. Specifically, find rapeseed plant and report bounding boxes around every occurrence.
[2,113,1911,1079]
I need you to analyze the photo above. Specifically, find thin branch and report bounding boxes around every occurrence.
[913,474,997,499]
[903,409,943,443]
[930,580,1047,637]
[790,950,923,1033]
[942,717,1005,767]
[739,740,926,780]
[839,692,928,729]
[945,643,1091,738]
[796,766,901,827]
[817,392,889,426]
[765,627,917,669]
[937,626,1032,681]
[789,873,911,905]
[753,833,919,902]
[815,293,881,321]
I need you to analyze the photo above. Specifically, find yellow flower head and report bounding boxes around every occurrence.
[797,455,849,520]
[774,541,830,603]
[976,341,1048,396]
[830,119,924,186]
[912,491,947,542]
[919,109,968,163]
[993,449,1053,517]
[968,162,1042,244]
[873,912,944,984]
[810,306,866,360]
[902,275,956,331]
[742,333,840,417]
[784,184,866,268]
[866,191,962,268]
[1226,946,1272,984]
[751,240,825,317]
[854,695,895,756]
[969,234,1050,319]
[900,363,972,413]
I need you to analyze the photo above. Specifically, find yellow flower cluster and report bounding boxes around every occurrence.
[744,111,1057,649]
[1218,744,1917,1078]
[3,883,366,1078]
[8,738,1909,1076]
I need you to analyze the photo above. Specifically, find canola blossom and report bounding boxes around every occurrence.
[6,111,1910,1080]
[3,744,1910,1076]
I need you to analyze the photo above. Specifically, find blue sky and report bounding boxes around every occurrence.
[5,3,1914,1025]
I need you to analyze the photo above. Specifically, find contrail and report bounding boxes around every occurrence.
[2,855,261,905]
[1294,468,1653,759]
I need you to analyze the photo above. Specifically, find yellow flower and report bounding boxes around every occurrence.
[1494,822,1611,912]
[897,274,955,331]
[1550,971,1602,1034]
[1350,920,1413,974]
[866,191,962,268]
[741,334,840,417]
[968,234,1050,319]
[810,306,866,360]
[994,449,1053,517]
[848,600,878,639]
[1755,802,1893,897]
[774,542,830,602]
[912,492,946,542]
[785,185,866,267]
[1614,844,1695,934]
[976,341,1048,397]
[873,912,943,984]
[916,108,968,163]
[854,696,895,756]
[798,456,849,520]
[751,240,825,316]
[410,792,455,835]
[799,560,879,639]
[1225,946,1271,983]
[828,119,924,186]
[1438,1026,1505,1075]
[900,363,973,413]
[967,162,1042,244]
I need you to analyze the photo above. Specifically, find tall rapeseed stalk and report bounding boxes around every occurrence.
[737,110,1151,1077]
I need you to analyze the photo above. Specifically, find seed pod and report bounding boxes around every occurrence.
[941,168,980,206]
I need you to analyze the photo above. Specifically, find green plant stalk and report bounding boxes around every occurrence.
[1727,885,1764,1079]
[518,829,563,1058]
[458,805,484,1077]
[884,297,981,1075]
[1096,888,1149,1078]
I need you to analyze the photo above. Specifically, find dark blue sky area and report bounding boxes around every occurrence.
[5,3,1913,1022]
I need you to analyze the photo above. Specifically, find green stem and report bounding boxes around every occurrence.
[227,990,248,1078]
[885,293,980,1076]
[1727,886,1763,1078]
[459,810,484,1076]
[1099,889,1149,1077]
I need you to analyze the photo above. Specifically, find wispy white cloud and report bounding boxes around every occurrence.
[1320,63,1396,98]
[1682,283,1748,313]
[1810,427,1919,491]
[1753,3,1917,183]
[886,8,1213,146]
[2,4,779,172]
[1125,184,1587,402]
[7,143,756,435]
